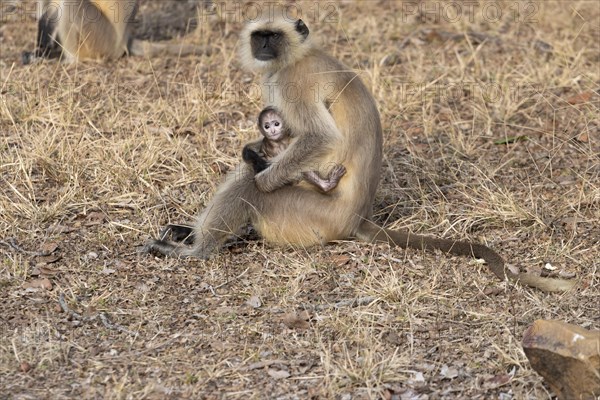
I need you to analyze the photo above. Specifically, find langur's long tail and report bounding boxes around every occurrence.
[354,220,576,293]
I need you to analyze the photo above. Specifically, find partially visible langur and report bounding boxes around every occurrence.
[243,106,347,192]
[144,9,574,292]
[28,0,62,60]
[23,0,210,64]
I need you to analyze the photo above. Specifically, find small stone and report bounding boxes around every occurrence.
[543,263,556,271]
[522,319,600,399]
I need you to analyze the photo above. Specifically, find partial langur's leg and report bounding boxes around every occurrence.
[145,165,258,258]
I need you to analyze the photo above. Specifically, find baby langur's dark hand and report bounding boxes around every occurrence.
[242,145,271,174]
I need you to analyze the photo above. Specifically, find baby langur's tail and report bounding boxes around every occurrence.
[128,39,211,58]
[355,220,576,293]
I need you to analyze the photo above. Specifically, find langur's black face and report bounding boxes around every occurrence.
[251,30,283,61]
[250,19,309,61]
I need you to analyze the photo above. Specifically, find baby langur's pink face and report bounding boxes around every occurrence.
[260,112,285,141]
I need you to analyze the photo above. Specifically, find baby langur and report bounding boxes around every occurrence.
[243,107,346,193]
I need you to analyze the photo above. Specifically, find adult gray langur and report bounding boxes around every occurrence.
[145,8,574,293]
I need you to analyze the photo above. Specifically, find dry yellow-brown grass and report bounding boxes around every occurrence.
[1,1,598,398]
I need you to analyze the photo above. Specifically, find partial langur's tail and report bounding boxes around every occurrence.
[354,220,576,293]
[128,39,211,58]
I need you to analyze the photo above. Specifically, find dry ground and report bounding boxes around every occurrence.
[1,1,599,399]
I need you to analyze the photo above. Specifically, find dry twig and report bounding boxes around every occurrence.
[58,293,135,335]
[0,238,52,257]
[310,296,378,311]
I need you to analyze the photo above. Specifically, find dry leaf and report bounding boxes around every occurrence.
[23,278,52,290]
[486,373,512,387]
[331,254,351,267]
[135,282,150,292]
[210,341,233,352]
[101,268,116,275]
[267,368,290,379]
[296,360,313,374]
[36,255,61,264]
[85,211,105,226]
[566,91,593,105]
[483,287,503,297]
[282,311,310,330]
[576,132,589,143]
[246,295,261,308]
[506,264,520,275]
[37,266,59,277]
[559,270,576,279]
[383,331,403,345]
[215,306,236,316]
[19,361,31,373]
[382,389,393,400]
[46,224,75,234]
[246,359,288,371]
[408,371,425,384]
[147,126,174,137]
[211,161,230,174]
[561,217,580,232]
[440,364,459,379]
[40,242,59,254]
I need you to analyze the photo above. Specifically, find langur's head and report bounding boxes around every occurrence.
[258,106,286,141]
[239,7,312,73]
